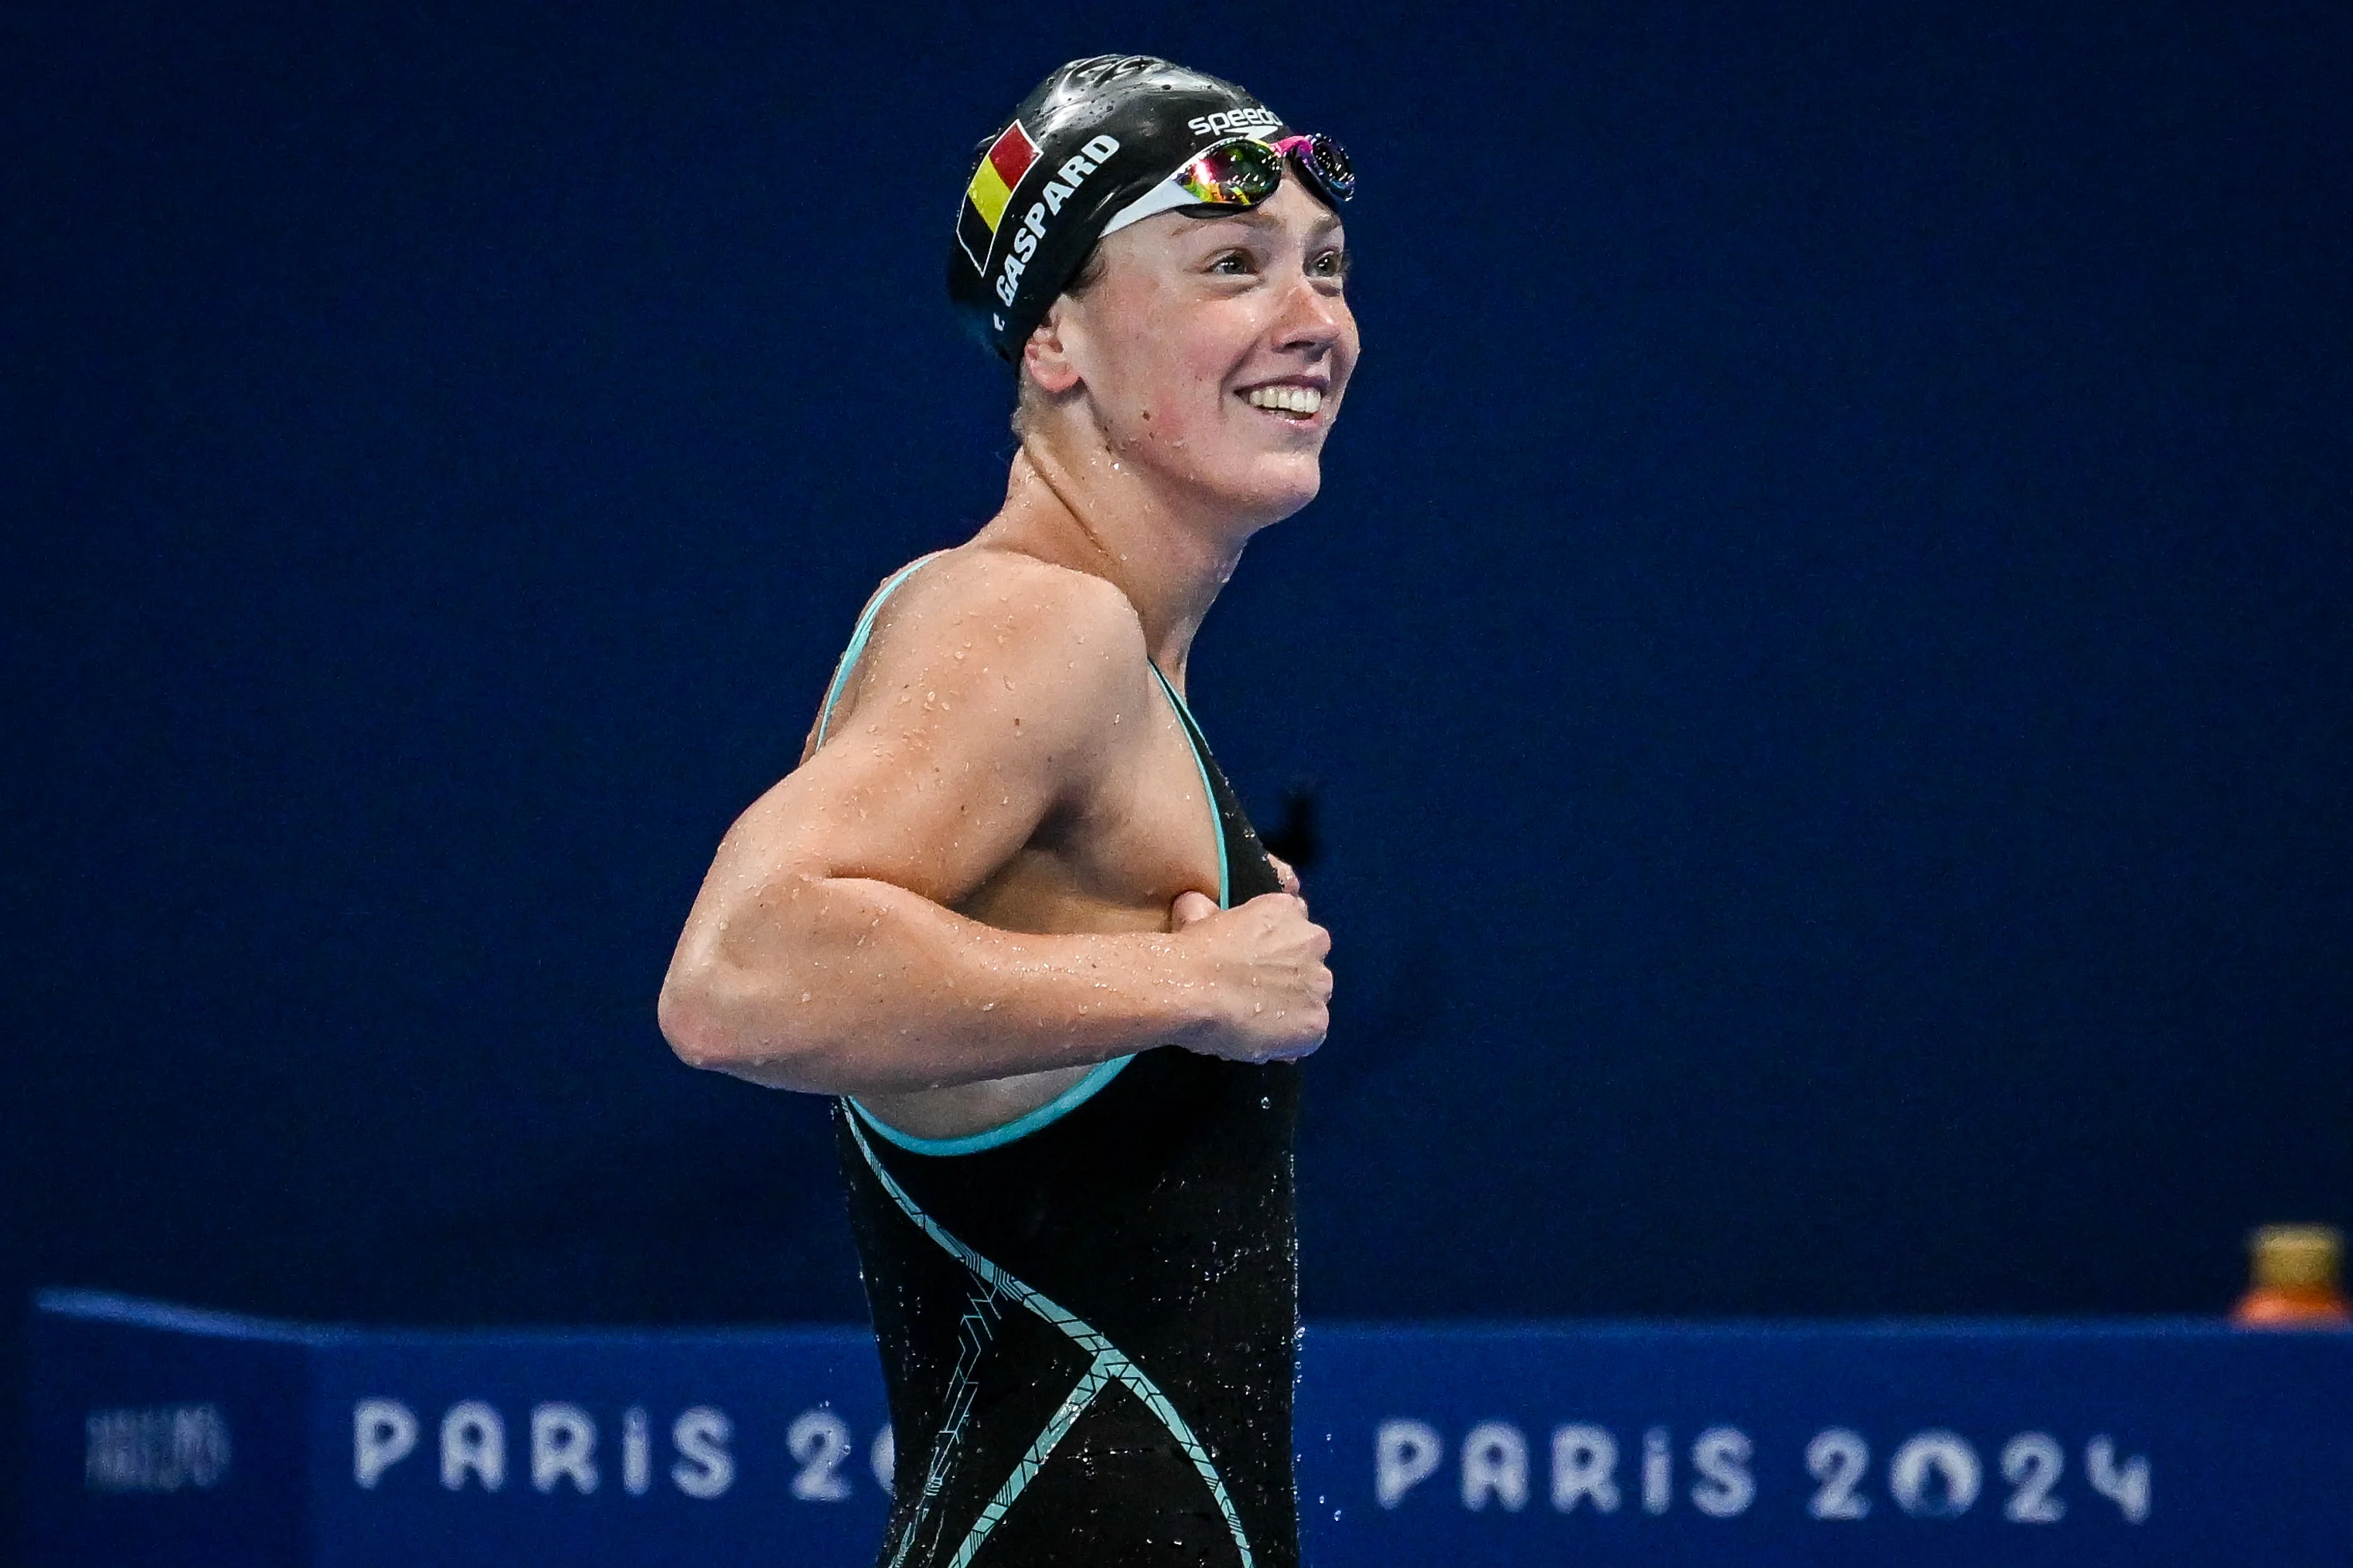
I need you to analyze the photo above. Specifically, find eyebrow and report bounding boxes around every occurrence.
[1191,207,1347,241]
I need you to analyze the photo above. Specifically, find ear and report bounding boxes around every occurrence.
[1021,298,1085,396]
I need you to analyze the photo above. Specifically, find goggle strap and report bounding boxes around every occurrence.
[1099,176,1214,238]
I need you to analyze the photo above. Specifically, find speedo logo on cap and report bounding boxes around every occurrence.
[965,132,1122,306]
[1187,107,1279,137]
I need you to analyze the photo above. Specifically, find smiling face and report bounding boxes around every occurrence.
[1022,179,1359,531]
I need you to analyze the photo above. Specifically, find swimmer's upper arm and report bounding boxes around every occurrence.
[716,561,1146,911]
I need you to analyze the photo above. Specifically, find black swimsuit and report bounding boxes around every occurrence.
[816,560,1298,1568]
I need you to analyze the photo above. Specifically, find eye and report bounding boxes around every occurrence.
[1207,249,1257,277]
[1309,247,1351,281]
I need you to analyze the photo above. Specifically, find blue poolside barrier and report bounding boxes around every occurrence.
[26,1289,2353,1565]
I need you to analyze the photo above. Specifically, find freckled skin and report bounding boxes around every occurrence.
[659,182,1352,1138]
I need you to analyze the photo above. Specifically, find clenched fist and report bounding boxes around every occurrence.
[1170,889,1333,1063]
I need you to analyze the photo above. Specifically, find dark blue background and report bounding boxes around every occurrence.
[5,0,2348,1542]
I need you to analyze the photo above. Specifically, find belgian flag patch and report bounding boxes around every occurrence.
[957,121,1040,273]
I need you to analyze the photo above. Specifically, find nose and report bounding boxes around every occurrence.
[1270,267,1349,358]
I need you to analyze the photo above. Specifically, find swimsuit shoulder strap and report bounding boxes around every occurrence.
[1148,662,1234,911]
[814,553,944,747]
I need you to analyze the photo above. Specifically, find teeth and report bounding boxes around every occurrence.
[1245,385,1324,416]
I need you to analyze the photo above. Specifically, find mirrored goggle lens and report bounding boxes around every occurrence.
[1296,134,1355,201]
[1176,138,1285,206]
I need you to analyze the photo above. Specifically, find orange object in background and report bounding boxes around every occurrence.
[2232,1224,2351,1328]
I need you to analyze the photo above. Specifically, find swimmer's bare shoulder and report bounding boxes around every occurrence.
[659,546,1331,1099]
[804,546,1152,784]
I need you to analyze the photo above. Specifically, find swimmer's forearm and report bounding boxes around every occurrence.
[659,874,1214,1094]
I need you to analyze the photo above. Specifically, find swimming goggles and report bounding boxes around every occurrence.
[1100,133,1356,237]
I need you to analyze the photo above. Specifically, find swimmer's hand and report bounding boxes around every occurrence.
[1169,890,1332,1063]
[1265,852,1304,903]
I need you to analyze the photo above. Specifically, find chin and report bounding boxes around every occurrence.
[1202,454,1325,528]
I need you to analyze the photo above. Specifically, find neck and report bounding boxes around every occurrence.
[979,429,1255,686]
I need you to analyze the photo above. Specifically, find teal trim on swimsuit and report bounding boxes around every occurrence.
[844,1116,1256,1568]
[816,554,939,747]
[1148,662,1231,910]
[850,1055,1136,1157]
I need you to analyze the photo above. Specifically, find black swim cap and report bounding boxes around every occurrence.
[947,56,1296,362]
